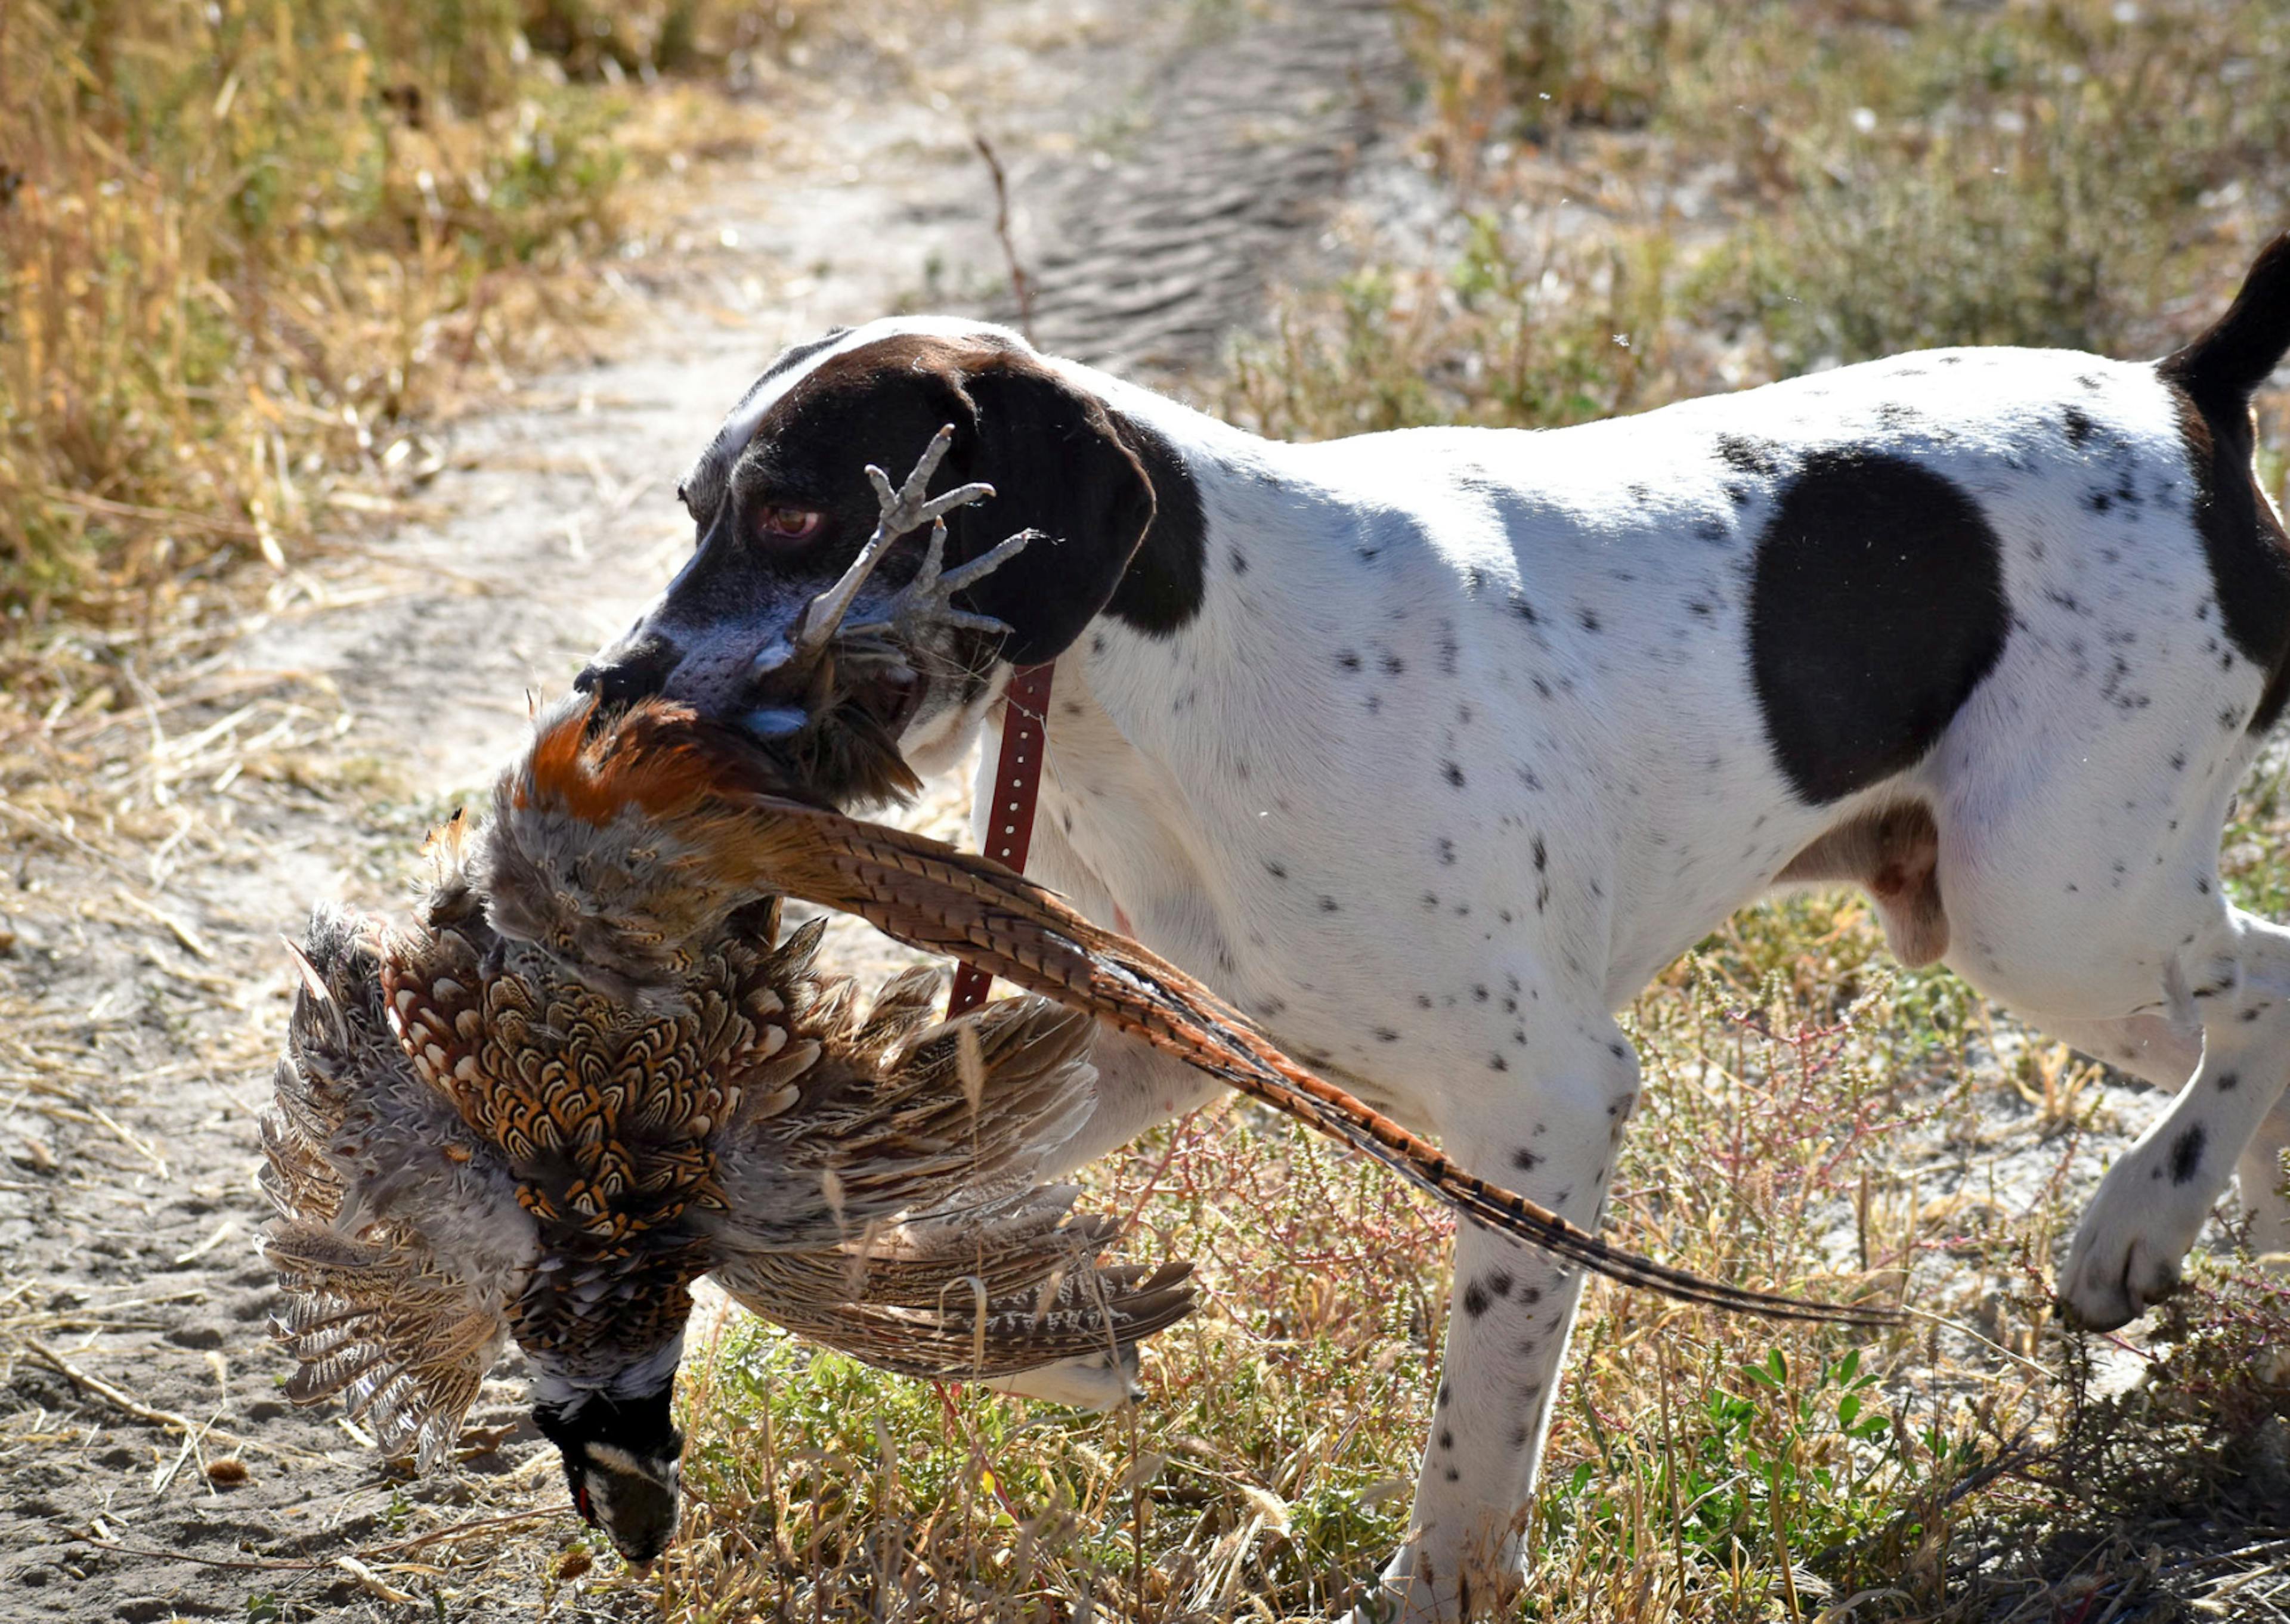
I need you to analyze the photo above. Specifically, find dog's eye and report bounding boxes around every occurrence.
[756,506,822,541]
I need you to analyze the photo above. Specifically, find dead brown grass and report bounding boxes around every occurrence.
[0,0,833,740]
[8,3,2290,1619]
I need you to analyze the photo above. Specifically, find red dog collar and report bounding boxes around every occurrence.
[946,661,1056,1016]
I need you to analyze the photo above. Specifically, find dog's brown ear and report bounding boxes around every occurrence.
[945,358,1193,665]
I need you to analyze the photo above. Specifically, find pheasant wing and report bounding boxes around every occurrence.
[717,1250,1196,1381]
[259,904,526,1470]
[711,975,1195,1380]
[713,983,1097,1250]
[511,696,1896,1325]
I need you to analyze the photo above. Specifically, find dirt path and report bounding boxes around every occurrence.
[0,4,1403,1619]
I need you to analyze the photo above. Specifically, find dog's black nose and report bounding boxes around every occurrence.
[576,634,680,707]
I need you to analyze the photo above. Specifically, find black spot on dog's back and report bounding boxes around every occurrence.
[1749,449,2007,804]
[2164,406,2290,733]
[2159,231,2290,730]
[1716,433,1781,476]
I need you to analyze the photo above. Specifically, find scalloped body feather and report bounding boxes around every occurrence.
[260,740,1197,1563]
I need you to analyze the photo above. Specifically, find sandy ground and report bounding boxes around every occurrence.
[10,4,2266,1616]
[0,4,1403,1618]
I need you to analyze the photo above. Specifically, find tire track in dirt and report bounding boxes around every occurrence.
[0,5,1403,1619]
[1013,0,1401,376]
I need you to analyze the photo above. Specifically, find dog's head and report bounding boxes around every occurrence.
[577,318,1202,807]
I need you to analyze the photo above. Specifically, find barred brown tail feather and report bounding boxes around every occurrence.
[549,695,1901,1328]
[769,808,1902,1329]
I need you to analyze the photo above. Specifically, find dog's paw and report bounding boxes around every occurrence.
[2059,1158,2205,1329]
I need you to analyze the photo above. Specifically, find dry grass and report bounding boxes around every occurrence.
[5,2,593,616]
[624,4,2290,1620]
[0,0,831,731]
[8,2,2290,1620]
[1226,0,2290,442]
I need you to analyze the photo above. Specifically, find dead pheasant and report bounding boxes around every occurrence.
[264,848,1193,1565]
[510,690,1902,1318]
[544,430,1892,1325]
[267,625,1895,1565]
[525,429,1868,1327]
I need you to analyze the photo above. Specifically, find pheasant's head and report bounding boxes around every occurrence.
[533,1384,684,1567]
[472,694,811,1000]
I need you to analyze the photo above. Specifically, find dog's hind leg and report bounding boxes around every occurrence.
[2236,1085,2290,1259]
[1357,1014,1639,1622]
[1986,1001,2290,1274]
[2057,909,2290,1327]
[2010,1011,2200,1092]
[1038,1022,1224,1175]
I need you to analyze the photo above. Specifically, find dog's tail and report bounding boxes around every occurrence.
[2162,228,2290,410]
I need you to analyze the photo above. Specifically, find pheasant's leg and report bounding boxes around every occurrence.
[1358,1017,1639,1622]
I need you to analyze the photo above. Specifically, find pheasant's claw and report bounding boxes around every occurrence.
[843,523,1033,646]
[868,422,954,511]
[914,482,995,525]
[794,429,990,662]
[934,527,1035,596]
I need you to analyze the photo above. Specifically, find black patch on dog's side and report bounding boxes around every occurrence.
[1749,449,2007,804]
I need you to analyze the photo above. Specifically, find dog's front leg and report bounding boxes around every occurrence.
[1047,1022,1226,1178]
[1361,1020,1641,1622]
[985,1024,1224,1411]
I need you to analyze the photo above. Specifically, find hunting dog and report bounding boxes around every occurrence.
[578,234,2290,1617]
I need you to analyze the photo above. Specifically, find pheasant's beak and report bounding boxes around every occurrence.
[734,646,926,748]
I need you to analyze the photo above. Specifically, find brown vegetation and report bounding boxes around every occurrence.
[5,3,2289,1619]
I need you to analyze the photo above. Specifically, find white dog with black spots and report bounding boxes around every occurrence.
[578,233,2290,1618]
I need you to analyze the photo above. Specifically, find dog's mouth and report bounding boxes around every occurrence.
[703,636,934,809]
[732,643,928,745]
[838,659,929,739]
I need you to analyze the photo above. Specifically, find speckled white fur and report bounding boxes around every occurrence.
[675,317,2290,1620]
